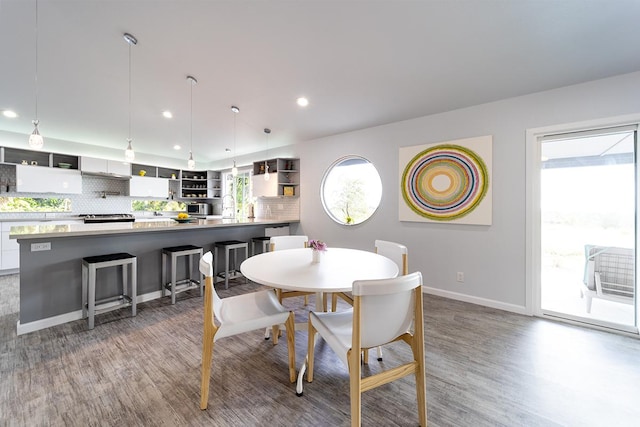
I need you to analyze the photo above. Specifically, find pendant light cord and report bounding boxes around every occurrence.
[128,40,132,141]
[233,111,237,163]
[34,0,39,121]
[190,79,193,153]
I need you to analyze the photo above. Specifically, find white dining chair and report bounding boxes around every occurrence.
[332,240,408,362]
[302,272,427,427]
[199,251,296,410]
[263,235,314,340]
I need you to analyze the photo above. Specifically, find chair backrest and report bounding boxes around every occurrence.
[352,271,422,349]
[375,240,408,275]
[199,251,223,320]
[270,235,309,251]
[584,244,634,297]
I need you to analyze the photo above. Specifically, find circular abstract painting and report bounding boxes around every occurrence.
[401,144,489,221]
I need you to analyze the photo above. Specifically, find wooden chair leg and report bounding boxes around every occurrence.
[331,293,338,311]
[348,349,362,427]
[304,295,309,306]
[200,338,215,410]
[285,312,296,383]
[307,318,316,382]
[272,324,280,345]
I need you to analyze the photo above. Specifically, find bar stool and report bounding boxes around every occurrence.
[162,245,204,304]
[214,240,249,289]
[250,236,271,256]
[82,252,137,330]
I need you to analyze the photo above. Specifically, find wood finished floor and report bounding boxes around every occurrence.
[1,273,639,426]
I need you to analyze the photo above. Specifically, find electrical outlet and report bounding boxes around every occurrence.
[456,272,464,282]
[31,242,51,252]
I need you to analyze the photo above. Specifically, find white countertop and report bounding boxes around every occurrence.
[10,218,297,240]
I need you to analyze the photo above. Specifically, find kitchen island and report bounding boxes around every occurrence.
[10,218,296,334]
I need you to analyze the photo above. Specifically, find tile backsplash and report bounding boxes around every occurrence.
[0,164,136,219]
[0,164,300,221]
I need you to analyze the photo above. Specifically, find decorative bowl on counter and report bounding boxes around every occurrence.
[173,218,193,223]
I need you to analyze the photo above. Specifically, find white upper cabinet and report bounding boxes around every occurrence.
[16,165,82,194]
[251,174,278,197]
[80,156,131,177]
[129,176,168,198]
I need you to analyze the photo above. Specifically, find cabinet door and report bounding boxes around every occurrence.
[80,156,108,173]
[129,176,168,198]
[252,174,278,197]
[80,157,131,177]
[107,160,131,176]
[16,165,82,194]
[1,220,82,271]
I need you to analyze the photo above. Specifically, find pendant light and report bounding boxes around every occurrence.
[28,0,43,149]
[186,75,197,170]
[263,128,271,181]
[231,106,239,176]
[123,32,137,162]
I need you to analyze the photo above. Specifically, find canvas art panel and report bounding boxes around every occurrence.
[399,135,492,225]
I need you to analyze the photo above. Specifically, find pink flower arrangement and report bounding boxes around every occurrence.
[308,239,327,252]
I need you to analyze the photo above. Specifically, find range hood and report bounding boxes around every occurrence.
[81,170,131,180]
[80,157,132,180]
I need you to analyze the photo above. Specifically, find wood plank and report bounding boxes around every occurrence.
[1,273,639,426]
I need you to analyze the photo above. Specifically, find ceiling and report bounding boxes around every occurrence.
[2,0,640,166]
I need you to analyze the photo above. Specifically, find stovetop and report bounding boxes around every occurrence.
[80,214,136,224]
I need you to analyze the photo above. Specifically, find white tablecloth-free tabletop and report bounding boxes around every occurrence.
[240,247,399,294]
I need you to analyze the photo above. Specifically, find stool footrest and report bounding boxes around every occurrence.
[91,295,133,316]
[215,271,243,281]
[164,279,201,295]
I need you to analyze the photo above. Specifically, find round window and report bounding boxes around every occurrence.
[321,156,383,225]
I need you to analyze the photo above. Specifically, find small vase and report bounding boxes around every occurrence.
[312,250,323,264]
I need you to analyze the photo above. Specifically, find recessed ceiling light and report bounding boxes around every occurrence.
[2,110,18,118]
[296,97,309,107]
[162,110,173,119]
[173,145,181,150]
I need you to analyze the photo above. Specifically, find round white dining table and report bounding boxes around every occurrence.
[240,247,399,295]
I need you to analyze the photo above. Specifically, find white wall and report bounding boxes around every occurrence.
[294,71,640,313]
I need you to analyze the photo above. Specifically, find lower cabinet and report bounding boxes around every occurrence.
[1,220,82,271]
[1,222,35,271]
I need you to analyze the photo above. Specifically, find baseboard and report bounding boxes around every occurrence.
[422,286,528,315]
[16,290,164,335]
[137,290,163,303]
[17,310,84,335]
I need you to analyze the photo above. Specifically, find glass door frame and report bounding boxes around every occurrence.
[526,114,640,335]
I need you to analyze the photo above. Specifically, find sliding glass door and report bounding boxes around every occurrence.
[538,126,637,332]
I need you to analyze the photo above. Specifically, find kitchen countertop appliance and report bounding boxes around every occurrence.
[80,214,136,224]
[187,203,211,216]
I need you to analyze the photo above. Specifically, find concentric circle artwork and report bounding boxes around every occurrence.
[401,144,489,221]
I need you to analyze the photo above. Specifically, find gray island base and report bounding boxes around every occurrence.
[12,218,295,334]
